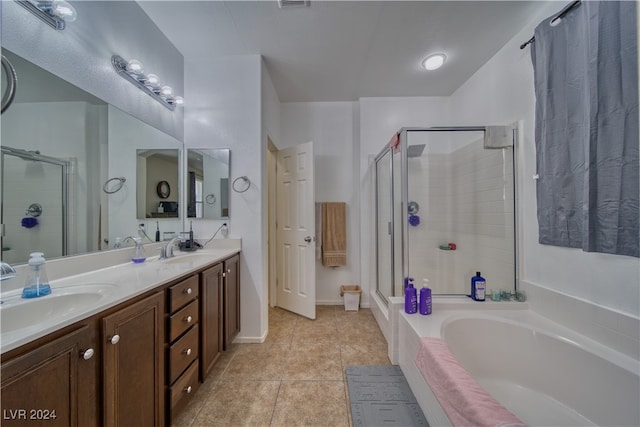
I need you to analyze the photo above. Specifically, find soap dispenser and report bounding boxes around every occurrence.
[132,237,147,263]
[22,252,51,298]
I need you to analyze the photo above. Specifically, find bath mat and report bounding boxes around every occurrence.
[346,365,429,426]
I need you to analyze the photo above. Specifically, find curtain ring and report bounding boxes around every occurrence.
[205,194,217,205]
[232,176,250,193]
[103,177,126,194]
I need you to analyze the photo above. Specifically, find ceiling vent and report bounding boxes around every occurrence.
[278,0,310,8]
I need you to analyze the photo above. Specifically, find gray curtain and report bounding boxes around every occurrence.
[531,0,639,257]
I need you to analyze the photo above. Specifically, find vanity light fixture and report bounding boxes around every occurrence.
[111,55,184,111]
[421,53,447,71]
[15,0,77,30]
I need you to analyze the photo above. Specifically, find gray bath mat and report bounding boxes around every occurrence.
[346,365,429,427]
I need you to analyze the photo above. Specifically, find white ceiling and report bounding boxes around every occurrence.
[139,0,546,102]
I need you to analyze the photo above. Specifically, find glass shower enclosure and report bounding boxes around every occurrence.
[375,126,517,302]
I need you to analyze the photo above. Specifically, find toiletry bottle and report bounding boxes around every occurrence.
[419,279,432,315]
[405,283,417,314]
[132,237,147,263]
[471,271,486,301]
[22,252,52,298]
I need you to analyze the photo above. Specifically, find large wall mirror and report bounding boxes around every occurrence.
[0,49,183,265]
[186,149,230,220]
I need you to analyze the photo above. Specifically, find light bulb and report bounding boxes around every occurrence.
[160,86,173,97]
[145,73,160,87]
[51,0,77,22]
[126,59,144,75]
[173,96,184,106]
[422,53,446,71]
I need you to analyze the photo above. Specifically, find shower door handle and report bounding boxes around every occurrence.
[388,222,392,235]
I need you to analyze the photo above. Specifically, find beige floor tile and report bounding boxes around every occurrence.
[223,344,289,380]
[191,380,280,427]
[271,381,349,427]
[265,322,295,345]
[340,342,390,367]
[282,352,343,381]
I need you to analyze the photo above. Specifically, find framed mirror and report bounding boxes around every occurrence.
[136,149,181,219]
[186,149,230,219]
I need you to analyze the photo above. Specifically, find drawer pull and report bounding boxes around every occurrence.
[184,315,193,323]
[81,348,95,360]
[185,385,192,394]
[109,335,120,345]
[184,287,192,295]
[184,348,192,356]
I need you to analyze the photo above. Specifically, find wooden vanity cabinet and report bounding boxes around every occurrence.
[223,254,241,350]
[102,291,165,427]
[0,324,98,427]
[200,263,223,380]
[166,275,200,422]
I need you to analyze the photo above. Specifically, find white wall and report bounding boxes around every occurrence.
[280,102,360,304]
[448,3,640,317]
[185,55,264,342]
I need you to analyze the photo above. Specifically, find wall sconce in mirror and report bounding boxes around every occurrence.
[15,0,77,30]
[112,55,184,111]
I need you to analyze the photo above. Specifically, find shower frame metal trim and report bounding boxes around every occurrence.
[1,146,69,258]
[373,145,396,304]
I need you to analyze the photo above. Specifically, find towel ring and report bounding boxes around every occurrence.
[103,177,126,194]
[205,194,217,205]
[232,176,251,193]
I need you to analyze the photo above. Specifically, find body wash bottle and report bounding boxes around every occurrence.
[471,271,486,301]
[419,278,432,315]
[405,283,417,314]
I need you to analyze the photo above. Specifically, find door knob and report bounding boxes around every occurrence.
[304,236,312,243]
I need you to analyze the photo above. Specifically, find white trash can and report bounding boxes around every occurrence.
[340,285,361,311]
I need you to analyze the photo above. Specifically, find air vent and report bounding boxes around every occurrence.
[278,0,310,8]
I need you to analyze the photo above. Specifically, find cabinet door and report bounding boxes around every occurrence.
[224,254,240,350]
[1,325,97,427]
[103,292,165,427]
[200,263,223,380]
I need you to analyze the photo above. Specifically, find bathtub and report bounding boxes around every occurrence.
[398,302,640,427]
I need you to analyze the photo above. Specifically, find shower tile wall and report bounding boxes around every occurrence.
[408,140,514,294]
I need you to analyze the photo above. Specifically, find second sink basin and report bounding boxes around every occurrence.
[160,251,221,266]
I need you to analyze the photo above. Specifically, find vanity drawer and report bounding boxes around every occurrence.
[169,299,199,342]
[169,275,199,312]
[169,324,199,384]
[169,360,199,421]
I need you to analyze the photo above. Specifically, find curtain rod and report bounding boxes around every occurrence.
[520,0,582,50]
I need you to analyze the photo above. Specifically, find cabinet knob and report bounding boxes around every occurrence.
[184,348,192,356]
[184,315,193,323]
[184,287,192,295]
[109,335,120,345]
[185,386,192,394]
[227,269,231,273]
[81,348,95,360]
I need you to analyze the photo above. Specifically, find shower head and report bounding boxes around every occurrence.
[407,144,425,158]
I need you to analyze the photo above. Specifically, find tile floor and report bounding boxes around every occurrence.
[172,305,390,427]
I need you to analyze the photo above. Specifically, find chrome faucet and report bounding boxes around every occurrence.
[161,236,181,259]
[1,261,16,281]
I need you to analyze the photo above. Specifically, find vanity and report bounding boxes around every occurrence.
[0,245,240,426]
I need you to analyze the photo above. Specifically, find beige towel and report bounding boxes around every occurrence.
[322,202,347,267]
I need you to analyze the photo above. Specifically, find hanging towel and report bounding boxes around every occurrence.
[321,202,347,267]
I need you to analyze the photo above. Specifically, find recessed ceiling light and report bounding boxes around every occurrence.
[422,53,446,71]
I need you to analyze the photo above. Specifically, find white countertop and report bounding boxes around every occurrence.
[0,242,240,354]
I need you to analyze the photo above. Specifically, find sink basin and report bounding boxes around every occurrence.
[0,283,116,334]
[160,252,219,266]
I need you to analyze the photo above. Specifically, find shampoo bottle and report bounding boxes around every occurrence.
[22,252,52,298]
[419,279,432,315]
[405,283,417,314]
[471,272,486,301]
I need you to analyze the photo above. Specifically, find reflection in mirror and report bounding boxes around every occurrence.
[0,50,184,264]
[186,149,230,219]
[136,149,180,219]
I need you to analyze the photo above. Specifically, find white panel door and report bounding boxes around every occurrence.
[276,141,316,319]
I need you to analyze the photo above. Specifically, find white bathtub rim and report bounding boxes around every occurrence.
[402,308,639,376]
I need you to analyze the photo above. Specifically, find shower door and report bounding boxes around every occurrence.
[375,148,393,302]
[1,147,68,264]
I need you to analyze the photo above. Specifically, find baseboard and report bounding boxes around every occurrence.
[233,328,267,344]
[317,299,370,308]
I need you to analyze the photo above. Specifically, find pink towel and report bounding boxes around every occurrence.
[415,337,526,427]
[389,133,400,153]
